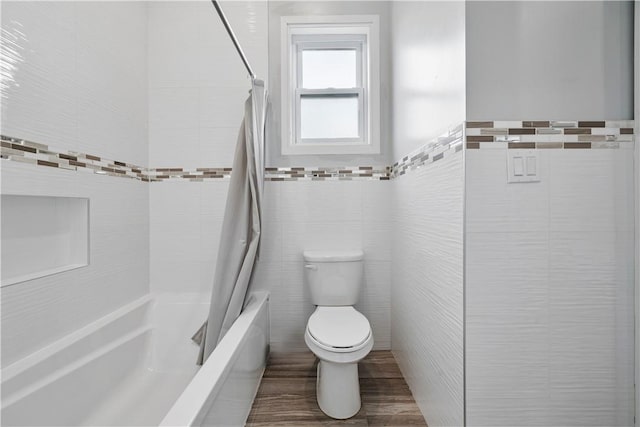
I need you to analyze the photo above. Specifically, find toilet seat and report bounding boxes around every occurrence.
[307,307,371,353]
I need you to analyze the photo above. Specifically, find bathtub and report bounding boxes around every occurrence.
[0,291,270,426]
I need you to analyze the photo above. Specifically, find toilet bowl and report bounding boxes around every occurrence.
[305,306,374,419]
[302,250,373,419]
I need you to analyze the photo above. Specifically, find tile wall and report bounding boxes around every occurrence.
[0,1,149,366]
[465,120,636,426]
[251,179,392,352]
[391,135,464,427]
[147,0,268,296]
[389,2,466,426]
[146,1,393,353]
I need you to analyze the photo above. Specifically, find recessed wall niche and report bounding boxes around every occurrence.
[1,195,89,287]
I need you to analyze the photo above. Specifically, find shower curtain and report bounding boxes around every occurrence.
[193,79,267,365]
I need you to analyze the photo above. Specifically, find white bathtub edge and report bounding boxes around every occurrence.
[1,327,150,409]
[159,291,270,427]
[2,294,152,381]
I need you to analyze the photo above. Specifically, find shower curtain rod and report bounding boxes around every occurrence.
[210,0,256,80]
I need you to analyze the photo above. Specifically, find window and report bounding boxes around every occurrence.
[281,15,380,155]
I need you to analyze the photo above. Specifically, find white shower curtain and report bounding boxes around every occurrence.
[194,79,267,365]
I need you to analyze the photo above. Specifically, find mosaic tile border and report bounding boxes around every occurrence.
[465,120,634,150]
[2,119,635,183]
[390,123,464,179]
[0,135,150,180]
[0,135,389,182]
[264,166,390,181]
[146,167,231,181]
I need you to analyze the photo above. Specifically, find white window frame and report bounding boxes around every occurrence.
[281,15,380,156]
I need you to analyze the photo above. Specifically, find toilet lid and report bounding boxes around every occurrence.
[307,307,371,349]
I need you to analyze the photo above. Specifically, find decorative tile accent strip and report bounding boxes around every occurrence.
[465,120,634,150]
[390,123,464,179]
[0,135,388,182]
[3,120,634,183]
[1,135,149,180]
[264,166,390,181]
[146,167,232,182]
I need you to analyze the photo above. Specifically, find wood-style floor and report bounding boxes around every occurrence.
[246,351,428,427]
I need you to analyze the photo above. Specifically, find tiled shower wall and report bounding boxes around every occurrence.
[147,1,265,295]
[0,1,149,366]
[147,1,392,352]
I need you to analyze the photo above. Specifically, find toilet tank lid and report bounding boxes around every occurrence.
[303,250,364,262]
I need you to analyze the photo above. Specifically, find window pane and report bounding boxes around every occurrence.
[302,49,357,89]
[300,95,359,140]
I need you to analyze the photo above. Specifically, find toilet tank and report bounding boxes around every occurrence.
[303,250,364,306]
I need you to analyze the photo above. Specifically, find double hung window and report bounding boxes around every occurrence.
[281,16,380,155]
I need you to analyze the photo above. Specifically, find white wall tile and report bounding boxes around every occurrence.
[199,127,240,168]
[548,149,634,232]
[466,149,550,233]
[148,87,200,132]
[362,220,392,262]
[1,164,149,367]
[548,231,634,427]
[279,180,364,224]
[465,147,636,426]
[149,127,200,170]
[146,0,275,304]
[281,220,364,263]
[254,178,392,353]
[150,181,202,218]
[200,180,230,217]
[362,180,392,224]
[391,151,464,427]
[465,231,549,425]
[358,261,391,349]
[268,262,312,353]
[0,2,149,366]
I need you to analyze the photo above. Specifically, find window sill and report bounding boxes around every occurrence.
[282,142,380,156]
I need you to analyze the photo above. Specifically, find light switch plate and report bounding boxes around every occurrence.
[507,149,540,183]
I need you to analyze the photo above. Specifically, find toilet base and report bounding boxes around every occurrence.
[316,360,361,419]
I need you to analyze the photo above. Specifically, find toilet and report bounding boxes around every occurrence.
[303,250,373,419]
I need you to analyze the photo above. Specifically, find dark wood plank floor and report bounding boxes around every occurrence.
[246,351,428,427]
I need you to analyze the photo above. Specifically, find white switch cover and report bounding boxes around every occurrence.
[508,150,540,183]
